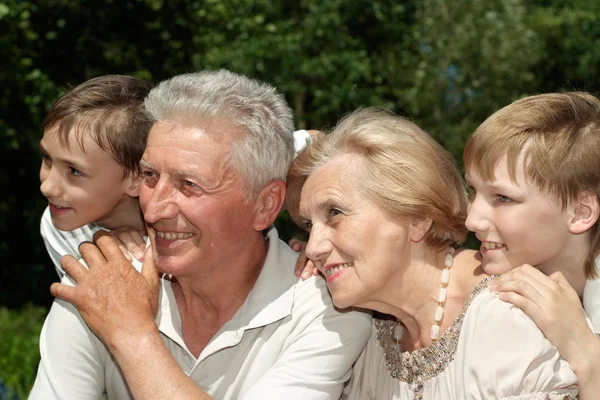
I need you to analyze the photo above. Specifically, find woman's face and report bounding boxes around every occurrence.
[299,154,414,309]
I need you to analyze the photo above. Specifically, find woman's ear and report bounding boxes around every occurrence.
[568,191,599,234]
[409,218,433,242]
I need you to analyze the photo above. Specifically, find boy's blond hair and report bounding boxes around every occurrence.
[464,92,600,278]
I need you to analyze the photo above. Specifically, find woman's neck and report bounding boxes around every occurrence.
[378,248,487,351]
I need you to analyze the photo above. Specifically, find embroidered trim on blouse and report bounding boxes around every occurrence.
[375,276,495,397]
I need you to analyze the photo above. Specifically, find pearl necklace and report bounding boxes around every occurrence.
[394,247,455,352]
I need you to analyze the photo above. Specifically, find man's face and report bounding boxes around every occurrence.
[465,157,572,276]
[139,120,259,278]
[39,127,133,231]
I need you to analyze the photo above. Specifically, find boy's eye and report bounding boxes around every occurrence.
[69,166,84,177]
[465,185,476,201]
[496,195,513,203]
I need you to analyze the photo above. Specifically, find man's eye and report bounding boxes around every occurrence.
[184,180,197,188]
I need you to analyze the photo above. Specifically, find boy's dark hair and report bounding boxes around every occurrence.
[44,75,153,177]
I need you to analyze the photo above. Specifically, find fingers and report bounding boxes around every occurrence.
[294,250,308,277]
[60,255,90,283]
[50,282,80,304]
[93,231,130,262]
[141,246,160,286]
[493,275,545,306]
[497,290,544,322]
[289,238,305,253]
[111,229,146,260]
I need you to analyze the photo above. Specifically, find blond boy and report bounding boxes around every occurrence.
[463,92,600,400]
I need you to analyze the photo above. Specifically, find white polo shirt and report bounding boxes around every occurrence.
[40,206,105,278]
[30,228,372,400]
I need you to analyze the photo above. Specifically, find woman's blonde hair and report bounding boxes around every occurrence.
[287,108,468,250]
[464,92,600,278]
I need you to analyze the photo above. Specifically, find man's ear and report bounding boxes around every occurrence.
[124,173,143,198]
[253,180,286,231]
[569,192,599,234]
[409,218,433,243]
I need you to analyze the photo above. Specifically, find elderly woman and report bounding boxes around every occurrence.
[286,108,578,399]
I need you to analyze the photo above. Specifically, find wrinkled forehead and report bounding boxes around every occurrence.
[298,155,365,212]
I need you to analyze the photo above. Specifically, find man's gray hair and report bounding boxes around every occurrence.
[144,69,295,200]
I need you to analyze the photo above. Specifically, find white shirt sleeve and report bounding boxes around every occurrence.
[40,207,107,279]
[241,278,372,400]
[28,274,107,400]
[457,289,579,399]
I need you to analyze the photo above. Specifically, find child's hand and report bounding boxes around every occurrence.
[491,264,595,366]
[110,228,147,261]
[288,238,319,280]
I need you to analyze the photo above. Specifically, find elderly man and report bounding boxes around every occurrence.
[29,70,371,399]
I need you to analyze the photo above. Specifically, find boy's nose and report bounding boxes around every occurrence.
[465,198,490,233]
[39,167,63,199]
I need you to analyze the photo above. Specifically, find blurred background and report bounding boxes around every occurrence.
[1,0,599,397]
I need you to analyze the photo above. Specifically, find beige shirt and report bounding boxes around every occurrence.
[30,228,372,400]
[344,281,578,400]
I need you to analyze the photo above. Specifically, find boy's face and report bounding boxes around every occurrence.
[39,127,134,231]
[465,157,573,276]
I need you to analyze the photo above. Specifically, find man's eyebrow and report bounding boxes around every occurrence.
[139,160,153,169]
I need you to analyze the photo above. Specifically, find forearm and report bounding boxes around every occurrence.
[570,334,600,400]
[107,324,212,400]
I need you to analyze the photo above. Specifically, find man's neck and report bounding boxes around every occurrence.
[171,234,269,357]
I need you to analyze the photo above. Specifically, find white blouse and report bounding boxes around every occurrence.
[343,277,578,400]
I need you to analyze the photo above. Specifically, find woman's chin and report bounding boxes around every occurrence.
[331,292,357,310]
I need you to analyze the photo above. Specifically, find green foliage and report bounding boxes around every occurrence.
[0,305,47,400]
[0,0,599,310]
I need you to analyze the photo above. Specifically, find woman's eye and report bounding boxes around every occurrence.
[69,167,84,177]
[329,208,342,217]
[303,220,313,231]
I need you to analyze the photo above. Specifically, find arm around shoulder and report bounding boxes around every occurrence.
[457,289,578,399]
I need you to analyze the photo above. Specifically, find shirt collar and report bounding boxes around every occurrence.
[155,227,299,346]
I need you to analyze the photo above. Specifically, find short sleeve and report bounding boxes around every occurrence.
[39,207,105,278]
[456,288,578,400]
[29,274,107,400]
